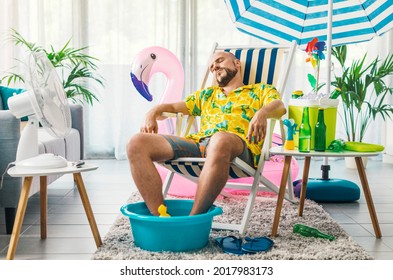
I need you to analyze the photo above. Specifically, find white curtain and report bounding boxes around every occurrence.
[1,0,392,160]
[0,0,184,160]
[82,0,184,159]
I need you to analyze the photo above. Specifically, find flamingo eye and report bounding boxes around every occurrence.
[150,53,156,60]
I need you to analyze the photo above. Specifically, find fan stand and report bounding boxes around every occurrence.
[16,116,39,162]
[15,116,68,169]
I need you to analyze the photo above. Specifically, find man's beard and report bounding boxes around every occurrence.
[216,67,238,87]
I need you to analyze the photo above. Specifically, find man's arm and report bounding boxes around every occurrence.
[141,102,190,133]
[246,100,286,143]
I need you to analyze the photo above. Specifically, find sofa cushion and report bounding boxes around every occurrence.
[37,128,80,160]
[0,86,28,121]
[64,129,81,162]
[37,128,66,158]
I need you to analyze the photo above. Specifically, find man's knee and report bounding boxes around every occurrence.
[208,132,243,158]
[127,133,174,162]
[210,132,232,147]
[127,133,146,160]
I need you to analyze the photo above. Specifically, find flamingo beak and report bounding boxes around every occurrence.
[130,71,153,101]
[130,55,155,102]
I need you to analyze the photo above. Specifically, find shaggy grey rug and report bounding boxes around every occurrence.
[92,193,373,260]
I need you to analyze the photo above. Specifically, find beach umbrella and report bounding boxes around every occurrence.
[225,0,393,49]
[225,0,393,94]
[225,0,393,193]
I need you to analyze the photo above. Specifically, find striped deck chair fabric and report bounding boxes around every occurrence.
[226,47,285,88]
[159,41,297,234]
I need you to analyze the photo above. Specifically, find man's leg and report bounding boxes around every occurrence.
[126,133,174,215]
[190,132,245,215]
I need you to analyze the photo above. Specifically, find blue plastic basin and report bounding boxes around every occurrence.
[120,199,223,252]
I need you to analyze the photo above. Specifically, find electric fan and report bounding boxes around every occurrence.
[7,51,72,169]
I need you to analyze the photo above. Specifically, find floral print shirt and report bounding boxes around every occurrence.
[184,83,281,167]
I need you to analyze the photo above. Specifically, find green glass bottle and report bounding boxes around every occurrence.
[292,90,304,99]
[293,223,335,241]
[298,107,311,152]
[314,108,326,151]
[328,139,346,152]
[329,87,341,99]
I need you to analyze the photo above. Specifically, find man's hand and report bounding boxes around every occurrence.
[246,108,268,143]
[140,102,190,134]
[140,110,159,133]
[246,100,286,144]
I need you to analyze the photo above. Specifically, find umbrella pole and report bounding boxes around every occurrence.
[326,0,332,96]
[309,0,360,203]
[322,0,333,177]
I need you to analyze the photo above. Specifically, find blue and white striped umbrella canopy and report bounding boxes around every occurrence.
[225,0,393,49]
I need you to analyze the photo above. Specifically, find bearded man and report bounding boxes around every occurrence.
[127,51,286,216]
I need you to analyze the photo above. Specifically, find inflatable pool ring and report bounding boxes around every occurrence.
[344,141,384,152]
[131,46,184,104]
[131,47,299,197]
[130,46,184,135]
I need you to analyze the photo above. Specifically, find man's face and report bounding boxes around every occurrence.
[209,52,239,87]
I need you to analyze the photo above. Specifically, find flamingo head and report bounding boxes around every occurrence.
[130,46,183,102]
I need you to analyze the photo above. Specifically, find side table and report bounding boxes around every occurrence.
[6,163,102,260]
[269,147,381,239]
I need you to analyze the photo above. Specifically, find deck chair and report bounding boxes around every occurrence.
[159,41,297,234]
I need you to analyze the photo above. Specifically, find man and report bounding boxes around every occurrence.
[127,51,286,216]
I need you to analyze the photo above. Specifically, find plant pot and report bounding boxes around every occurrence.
[345,157,368,169]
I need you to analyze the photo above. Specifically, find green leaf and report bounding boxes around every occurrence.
[331,44,393,141]
[307,73,316,89]
[1,28,105,106]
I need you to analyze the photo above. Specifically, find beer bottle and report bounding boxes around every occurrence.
[329,87,341,99]
[293,223,335,241]
[292,90,304,99]
[298,107,311,152]
[328,139,346,152]
[314,108,326,151]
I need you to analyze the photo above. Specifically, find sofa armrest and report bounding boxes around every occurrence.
[0,110,21,206]
[0,110,20,163]
[69,104,84,159]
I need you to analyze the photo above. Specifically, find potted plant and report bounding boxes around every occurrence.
[1,29,104,106]
[331,45,393,167]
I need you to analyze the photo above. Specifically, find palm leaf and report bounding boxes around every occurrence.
[1,29,104,106]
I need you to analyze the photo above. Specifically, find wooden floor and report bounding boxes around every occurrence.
[1,158,393,260]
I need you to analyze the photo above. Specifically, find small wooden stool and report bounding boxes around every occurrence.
[6,163,102,260]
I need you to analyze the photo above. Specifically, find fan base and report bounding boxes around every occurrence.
[16,153,68,169]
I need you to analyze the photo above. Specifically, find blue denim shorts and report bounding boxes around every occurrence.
[162,135,254,167]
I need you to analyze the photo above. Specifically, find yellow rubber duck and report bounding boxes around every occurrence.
[158,204,170,217]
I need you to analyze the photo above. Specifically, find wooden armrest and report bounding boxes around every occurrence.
[161,112,181,118]
[160,112,196,137]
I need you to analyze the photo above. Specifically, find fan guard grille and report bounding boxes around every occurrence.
[28,51,72,138]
